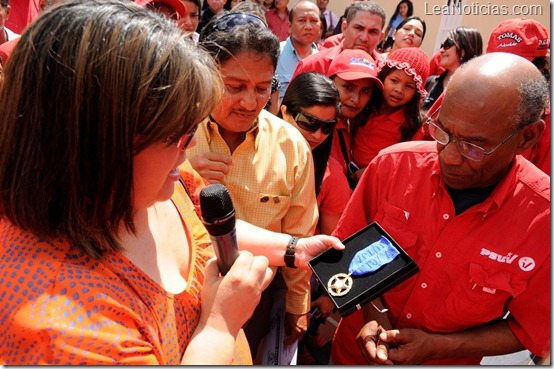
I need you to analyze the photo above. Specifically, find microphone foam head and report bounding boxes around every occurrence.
[199,183,235,223]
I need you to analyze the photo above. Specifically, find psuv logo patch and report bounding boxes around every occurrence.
[480,248,536,272]
[349,57,375,70]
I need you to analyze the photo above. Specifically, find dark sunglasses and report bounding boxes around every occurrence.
[165,124,199,150]
[440,38,457,50]
[294,111,337,135]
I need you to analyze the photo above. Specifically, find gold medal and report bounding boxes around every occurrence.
[327,273,353,296]
[326,236,400,297]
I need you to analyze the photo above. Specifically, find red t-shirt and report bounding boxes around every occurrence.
[329,117,351,176]
[331,141,550,364]
[353,107,406,167]
[315,155,352,234]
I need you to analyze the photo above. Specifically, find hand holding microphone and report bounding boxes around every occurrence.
[198,184,272,338]
[199,183,239,275]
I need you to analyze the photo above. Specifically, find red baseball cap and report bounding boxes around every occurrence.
[486,18,549,61]
[136,0,187,19]
[327,49,383,90]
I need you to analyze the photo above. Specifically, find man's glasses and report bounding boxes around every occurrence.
[426,111,523,162]
[294,111,337,135]
[440,38,457,50]
[166,124,199,150]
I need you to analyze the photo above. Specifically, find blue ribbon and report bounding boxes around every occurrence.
[348,235,399,276]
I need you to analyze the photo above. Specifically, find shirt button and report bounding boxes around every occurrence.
[421,282,427,289]
[406,313,412,319]
[436,252,442,258]
[443,213,449,220]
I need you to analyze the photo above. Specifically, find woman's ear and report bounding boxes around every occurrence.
[280,104,289,118]
[458,50,465,62]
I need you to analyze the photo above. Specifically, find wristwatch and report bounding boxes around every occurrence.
[284,236,299,268]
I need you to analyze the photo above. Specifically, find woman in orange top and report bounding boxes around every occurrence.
[0,0,343,364]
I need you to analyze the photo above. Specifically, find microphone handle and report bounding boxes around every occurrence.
[210,228,240,275]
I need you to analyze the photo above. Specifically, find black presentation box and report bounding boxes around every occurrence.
[309,221,419,317]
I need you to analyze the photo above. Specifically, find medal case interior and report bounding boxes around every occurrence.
[308,221,419,317]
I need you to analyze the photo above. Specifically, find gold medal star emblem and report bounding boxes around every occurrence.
[328,273,353,296]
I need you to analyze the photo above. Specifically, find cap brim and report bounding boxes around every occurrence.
[336,72,383,89]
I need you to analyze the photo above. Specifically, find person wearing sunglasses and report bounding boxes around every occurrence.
[190,11,320,362]
[422,27,483,111]
[278,72,351,364]
[279,72,349,240]
[331,53,550,365]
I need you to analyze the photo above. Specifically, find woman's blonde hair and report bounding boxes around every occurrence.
[0,0,222,257]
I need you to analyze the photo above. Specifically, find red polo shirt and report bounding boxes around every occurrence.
[331,141,550,364]
[265,8,290,42]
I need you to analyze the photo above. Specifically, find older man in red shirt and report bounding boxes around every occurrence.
[331,52,550,365]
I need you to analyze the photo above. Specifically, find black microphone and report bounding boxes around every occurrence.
[199,184,240,275]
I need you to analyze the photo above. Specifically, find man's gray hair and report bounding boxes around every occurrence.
[346,1,385,30]
[516,75,549,128]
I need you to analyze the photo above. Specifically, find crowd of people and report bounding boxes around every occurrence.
[0,0,550,365]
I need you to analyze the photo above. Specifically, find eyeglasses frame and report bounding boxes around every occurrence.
[165,123,199,150]
[425,109,524,162]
